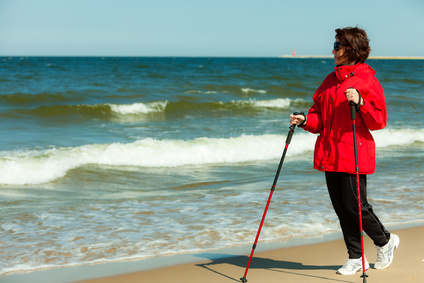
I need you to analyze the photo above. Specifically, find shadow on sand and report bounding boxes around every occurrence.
[195,253,353,283]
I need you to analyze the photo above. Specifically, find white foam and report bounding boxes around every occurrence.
[241,87,266,93]
[241,88,267,94]
[108,101,167,115]
[184,90,224,94]
[228,98,293,110]
[253,98,292,108]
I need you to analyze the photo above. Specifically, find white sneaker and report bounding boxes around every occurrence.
[337,257,370,275]
[375,233,400,269]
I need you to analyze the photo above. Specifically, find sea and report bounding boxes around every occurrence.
[1,57,423,278]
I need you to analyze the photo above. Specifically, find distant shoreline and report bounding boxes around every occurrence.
[278,55,424,60]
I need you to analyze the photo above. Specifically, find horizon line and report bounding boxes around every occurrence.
[2,55,424,60]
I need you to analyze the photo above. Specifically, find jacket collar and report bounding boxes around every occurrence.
[334,63,360,82]
[334,62,376,82]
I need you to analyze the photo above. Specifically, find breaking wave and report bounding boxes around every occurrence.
[1,128,423,185]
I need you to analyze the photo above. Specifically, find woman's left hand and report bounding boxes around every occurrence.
[345,88,363,105]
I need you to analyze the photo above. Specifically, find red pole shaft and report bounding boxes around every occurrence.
[242,189,275,279]
[356,170,366,274]
[240,126,295,282]
[351,105,368,282]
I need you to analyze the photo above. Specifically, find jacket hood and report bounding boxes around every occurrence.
[334,62,376,82]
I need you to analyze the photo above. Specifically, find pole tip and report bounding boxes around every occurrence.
[240,277,248,282]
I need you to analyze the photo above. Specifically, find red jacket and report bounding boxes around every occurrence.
[303,62,387,174]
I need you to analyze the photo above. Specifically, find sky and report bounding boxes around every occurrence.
[1,0,423,57]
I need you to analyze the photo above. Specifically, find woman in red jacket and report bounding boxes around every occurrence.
[290,27,399,275]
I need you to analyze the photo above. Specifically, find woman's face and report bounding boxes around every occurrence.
[332,38,348,66]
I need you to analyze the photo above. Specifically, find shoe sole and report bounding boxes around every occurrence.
[375,234,400,270]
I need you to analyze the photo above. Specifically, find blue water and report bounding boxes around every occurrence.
[1,57,423,275]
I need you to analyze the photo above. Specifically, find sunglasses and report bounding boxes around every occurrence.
[334,42,341,51]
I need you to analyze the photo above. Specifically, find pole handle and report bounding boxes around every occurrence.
[285,124,296,144]
[348,87,357,120]
[350,101,356,120]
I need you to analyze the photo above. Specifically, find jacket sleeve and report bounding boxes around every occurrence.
[358,78,387,131]
[302,77,328,134]
[303,98,323,134]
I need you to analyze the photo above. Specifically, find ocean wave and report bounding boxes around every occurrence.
[6,98,302,121]
[108,101,168,115]
[373,128,424,147]
[6,101,166,121]
[0,134,313,185]
[1,128,423,185]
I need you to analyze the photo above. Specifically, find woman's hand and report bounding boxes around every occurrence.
[345,88,364,105]
[290,113,306,126]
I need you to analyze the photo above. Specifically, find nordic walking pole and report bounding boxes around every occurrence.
[240,121,297,283]
[350,98,368,283]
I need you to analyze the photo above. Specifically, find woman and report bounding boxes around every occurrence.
[290,27,399,275]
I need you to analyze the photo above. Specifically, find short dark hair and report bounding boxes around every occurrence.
[335,27,371,63]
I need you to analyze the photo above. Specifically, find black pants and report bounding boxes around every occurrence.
[325,171,390,259]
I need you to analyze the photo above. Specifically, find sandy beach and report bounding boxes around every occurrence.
[74,226,424,283]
